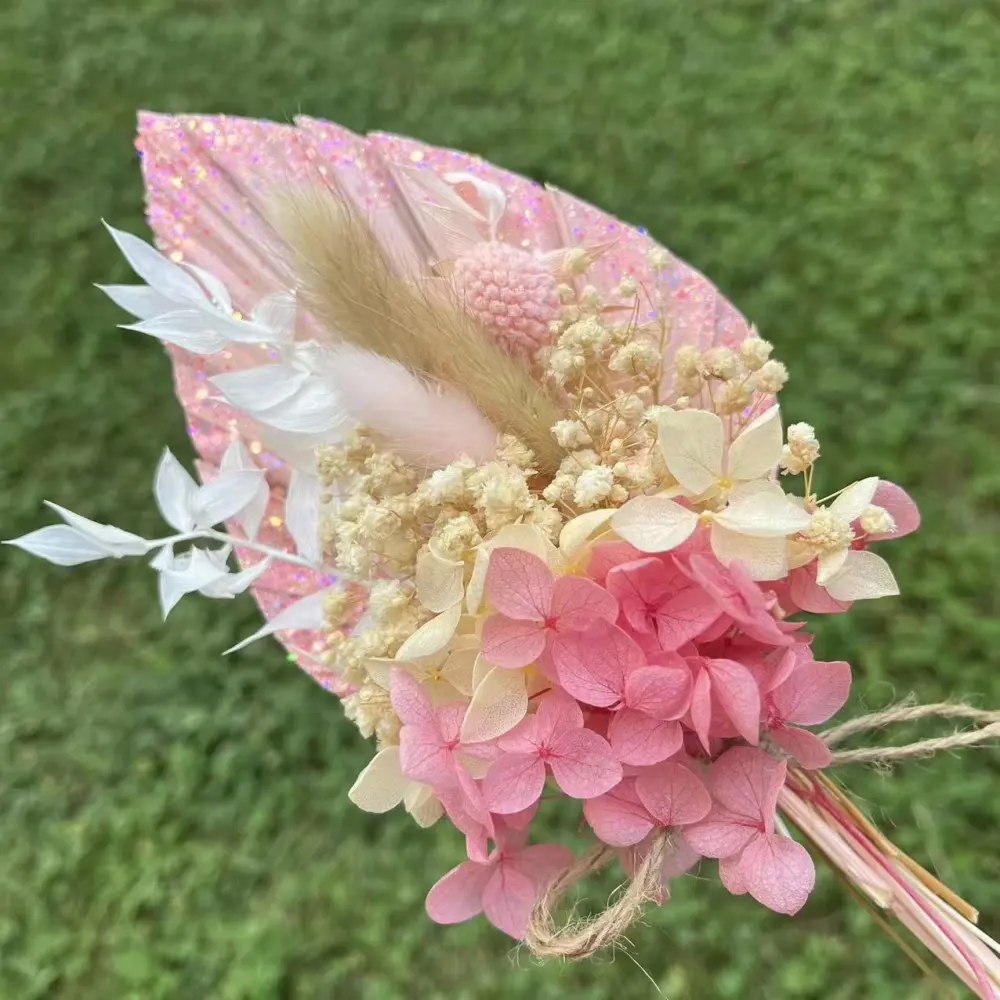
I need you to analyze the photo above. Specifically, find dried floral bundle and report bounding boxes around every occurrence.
[7,113,998,996]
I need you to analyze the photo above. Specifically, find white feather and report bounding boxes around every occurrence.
[325,345,498,468]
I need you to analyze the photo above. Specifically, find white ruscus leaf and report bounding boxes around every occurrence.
[4,526,112,566]
[190,470,267,529]
[153,448,199,532]
[43,502,150,556]
[286,470,323,564]
[224,588,331,654]
[220,441,270,539]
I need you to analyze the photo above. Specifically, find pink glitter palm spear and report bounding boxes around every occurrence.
[133,111,750,686]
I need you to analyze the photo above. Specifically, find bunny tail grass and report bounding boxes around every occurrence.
[270,187,567,473]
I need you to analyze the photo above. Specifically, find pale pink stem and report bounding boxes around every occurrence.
[794,780,996,999]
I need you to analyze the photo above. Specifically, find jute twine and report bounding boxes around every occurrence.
[522,699,1000,960]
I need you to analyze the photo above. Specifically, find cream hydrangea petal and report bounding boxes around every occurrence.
[559,509,614,562]
[727,406,783,482]
[460,667,528,743]
[466,524,549,614]
[829,477,880,523]
[612,496,698,553]
[656,409,724,495]
[824,549,900,601]
[786,539,816,571]
[416,547,465,613]
[394,604,462,660]
[472,653,496,690]
[710,526,789,581]
[715,490,812,538]
[442,644,478,696]
[349,747,409,813]
[404,783,444,828]
[815,546,850,585]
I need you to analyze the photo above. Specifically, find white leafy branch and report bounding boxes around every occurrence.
[5,442,323,621]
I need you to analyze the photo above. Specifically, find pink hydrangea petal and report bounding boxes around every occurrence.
[550,575,619,629]
[708,746,786,829]
[389,667,435,726]
[704,658,761,745]
[426,859,493,925]
[499,805,538,834]
[435,702,469,745]
[623,664,692,720]
[719,853,749,896]
[869,480,920,540]
[738,832,816,915]
[607,710,683,767]
[687,665,714,753]
[683,808,760,858]
[513,843,575,888]
[769,727,832,769]
[655,586,724,651]
[548,728,622,798]
[398,724,452,785]
[583,780,656,847]
[482,753,547,814]
[788,564,852,614]
[532,688,585,743]
[485,548,553,620]
[772,658,851,726]
[437,782,493,861]
[605,557,678,631]
[634,762,712,827]
[552,620,643,708]
[497,713,542,754]
[482,864,537,939]
[587,541,644,584]
[481,615,546,668]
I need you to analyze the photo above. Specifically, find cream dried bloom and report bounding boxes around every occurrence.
[497,435,535,470]
[368,579,415,624]
[700,346,741,381]
[552,419,592,449]
[752,359,789,394]
[609,340,660,377]
[614,392,646,422]
[860,504,896,535]
[647,247,670,270]
[563,247,590,275]
[419,460,473,505]
[574,465,615,508]
[431,511,483,559]
[561,317,611,355]
[617,275,638,297]
[674,345,701,378]
[718,378,753,415]
[780,422,820,474]
[738,337,774,371]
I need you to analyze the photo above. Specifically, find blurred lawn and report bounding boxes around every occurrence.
[2,1,999,998]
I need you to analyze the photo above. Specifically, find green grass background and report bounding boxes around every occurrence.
[2,1,999,997]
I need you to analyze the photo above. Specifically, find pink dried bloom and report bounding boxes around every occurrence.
[684,747,815,915]
[482,690,621,814]
[481,548,618,668]
[426,823,572,939]
[452,242,561,358]
[605,555,722,650]
[553,620,693,765]
[583,762,711,847]
[762,653,851,769]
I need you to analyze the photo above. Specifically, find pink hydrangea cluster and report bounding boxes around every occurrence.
[405,486,919,940]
